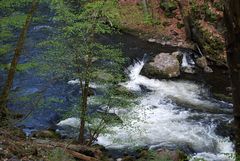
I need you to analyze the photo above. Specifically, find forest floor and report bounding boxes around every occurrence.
[0,126,187,161]
[0,127,104,161]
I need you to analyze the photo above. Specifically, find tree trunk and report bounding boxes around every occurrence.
[0,0,38,121]
[78,81,89,144]
[224,0,240,157]
[142,0,149,15]
[178,0,192,41]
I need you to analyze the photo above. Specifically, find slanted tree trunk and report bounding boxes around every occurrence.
[224,0,240,157]
[0,0,38,121]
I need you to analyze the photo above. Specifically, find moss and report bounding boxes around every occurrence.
[192,21,225,64]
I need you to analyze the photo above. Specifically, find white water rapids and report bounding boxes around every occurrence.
[98,60,234,160]
[60,59,234,161]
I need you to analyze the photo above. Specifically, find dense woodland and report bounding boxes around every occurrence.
[0,0,240,161]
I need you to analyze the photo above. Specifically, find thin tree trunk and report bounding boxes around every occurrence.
[78,81,89,144]
[224,0,240,158]
[142,0,149,15]
[0,0,38,121]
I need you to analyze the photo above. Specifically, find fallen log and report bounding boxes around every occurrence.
[66,149,99,161]
[34,139,102,160]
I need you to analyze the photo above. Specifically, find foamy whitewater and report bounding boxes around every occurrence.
[60,59,234,161]
[98,60,234,161]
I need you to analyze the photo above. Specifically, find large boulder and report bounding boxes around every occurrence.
[142,53,180,78]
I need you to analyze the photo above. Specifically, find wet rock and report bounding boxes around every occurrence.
[226,87,232,92]
[116,158,123,161]
[156,149,187,161]
[148,38,156,43]
[142,53,180,78]
[181,66,196,74]
[204,66,213,73]
[171,51,182,58]
[56,125,79,139]
[122,155,135,161]
[196,56,213,73]
[196,56,208,68]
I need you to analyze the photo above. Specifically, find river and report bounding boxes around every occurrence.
[0,11,234,161]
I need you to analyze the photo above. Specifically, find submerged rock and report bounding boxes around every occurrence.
[142,53,180,78]
[204,66,213,73]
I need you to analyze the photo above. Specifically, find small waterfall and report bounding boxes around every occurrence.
[181,53,195,67]
[182,53,189,67]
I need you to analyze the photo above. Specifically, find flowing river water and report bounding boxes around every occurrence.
[0,13,235,160]
[96,58,234,161]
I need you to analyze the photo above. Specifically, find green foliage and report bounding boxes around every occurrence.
[159,0,177,18]
[201,4,217,23]
[47,148,75,161]
[0,44,12,56]
[0,0,42,75]
[212,0,224,11]
[143,14,161,26]
[37,0,133,144]
[0,62,38,72]
[190,1,218,23]
[16,62,38,72]
[0,0,32,15]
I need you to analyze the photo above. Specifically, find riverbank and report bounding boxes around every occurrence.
[0,126,189,161]
[117,0,226,67]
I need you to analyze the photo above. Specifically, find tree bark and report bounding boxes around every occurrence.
[78,81,89,144]
[224,0,240,157]
[178,0,192,41]
[0,0,38,121]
